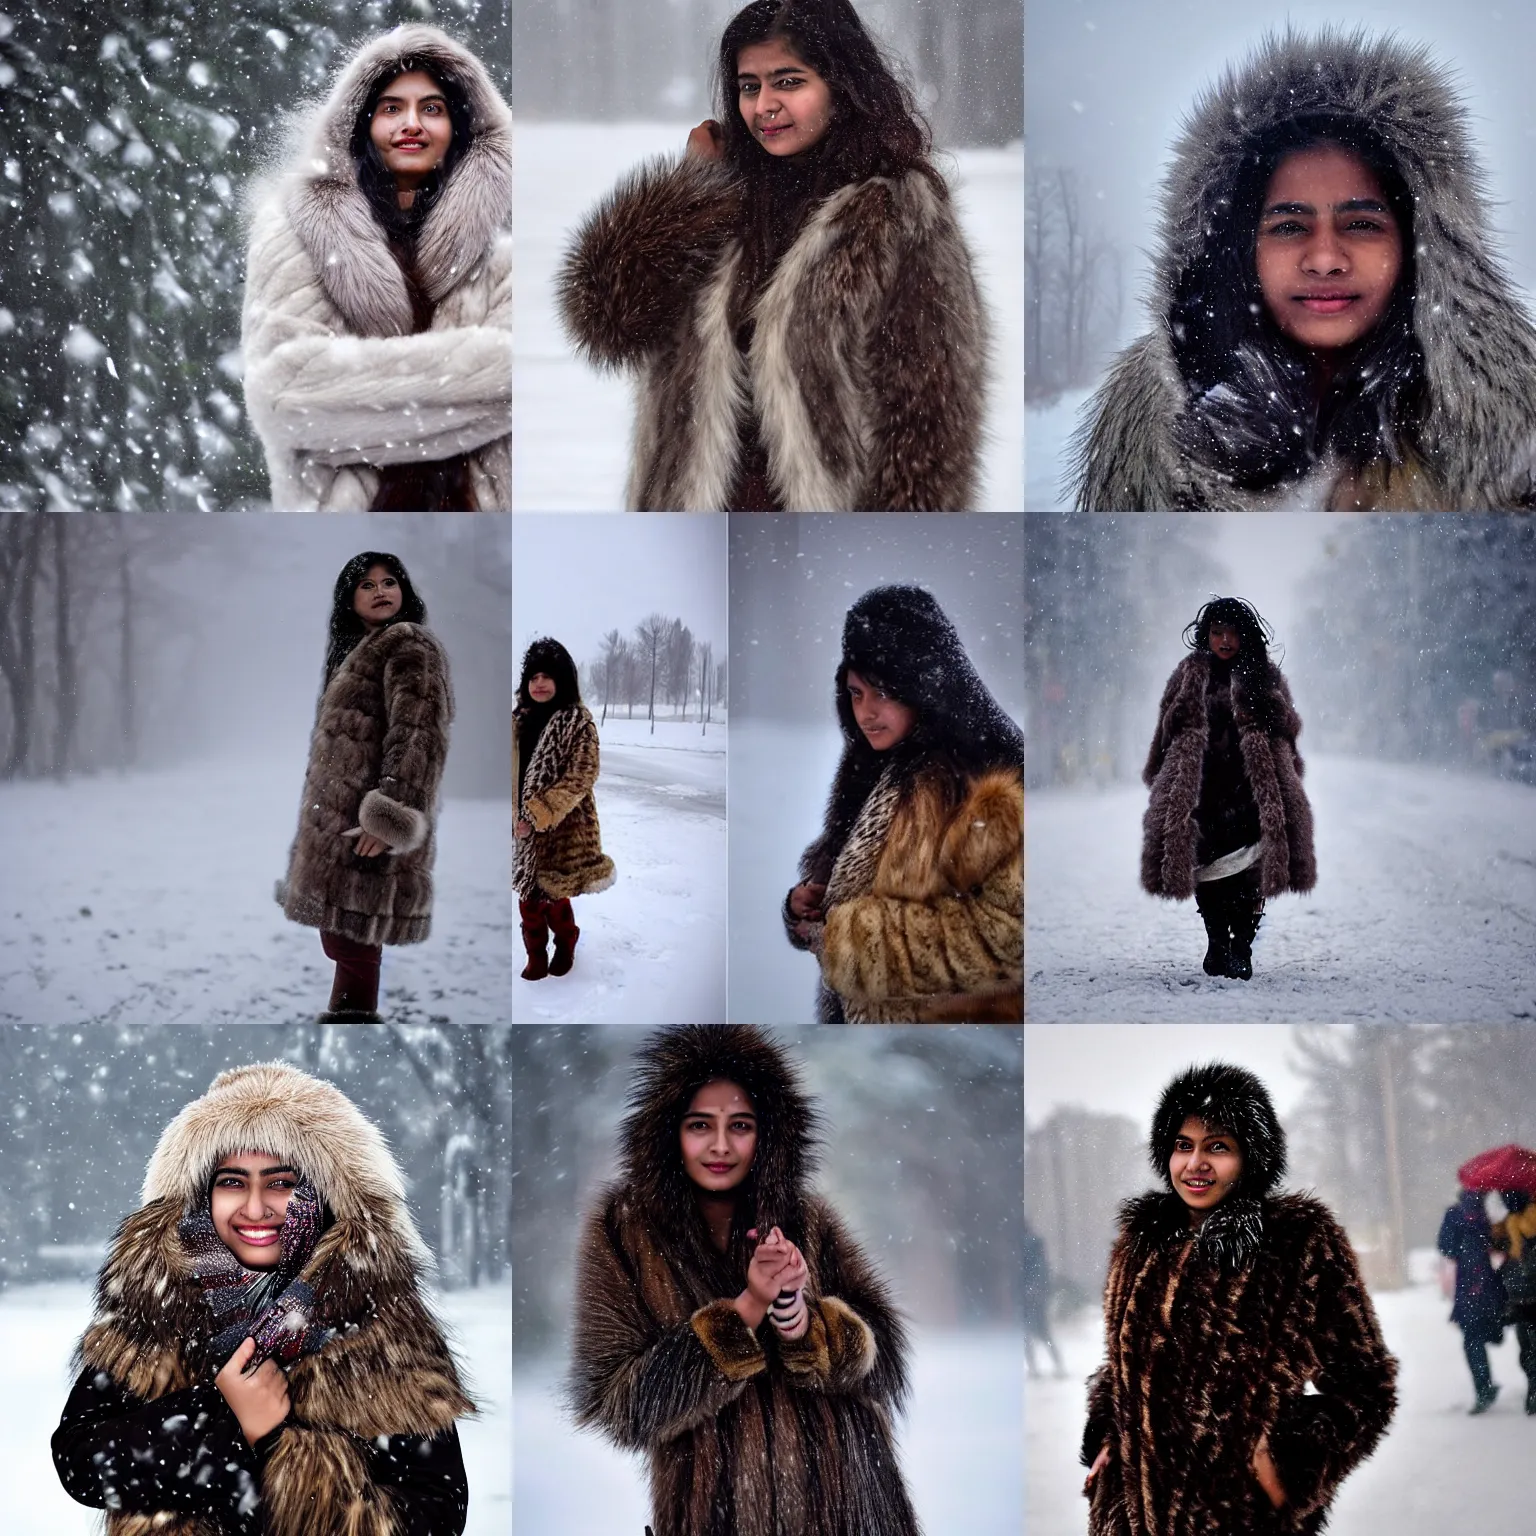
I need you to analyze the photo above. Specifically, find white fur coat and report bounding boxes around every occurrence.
[241,25,511,511]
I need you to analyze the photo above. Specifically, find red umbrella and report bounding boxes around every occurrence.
[1457,1144,1536,1195]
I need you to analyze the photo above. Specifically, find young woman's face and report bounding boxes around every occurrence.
[846,668,916,751]
[1255,144,1404,352]
[211,1149,298,1270]
[680,1080,758,1194]
[1169,1116,1244,1214]
[369,70,453,191]
[527,672,557,703]
[353,564,402,628]
[1208,623,1241,661]
[736,39,834,157]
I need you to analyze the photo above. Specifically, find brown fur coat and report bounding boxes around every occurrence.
[53,1064,474,1536]
[569,1025,920,1536]
[513,703,616,900]
[790,764,1023,1022]
[278,621,453,944]
[1084,1190,1396,1536]
[558,156,988,511]
[1142,652,1316,900]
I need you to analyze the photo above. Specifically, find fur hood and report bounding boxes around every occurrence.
[1072,29,1536,509]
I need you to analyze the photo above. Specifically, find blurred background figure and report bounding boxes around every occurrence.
[1438,1188,1506,1413]
[1022,1216,1064,1378]
[1491,1190,1536,1415]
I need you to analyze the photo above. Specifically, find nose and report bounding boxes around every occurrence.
[239,1185,272,1221]
[1301,230,1348,277]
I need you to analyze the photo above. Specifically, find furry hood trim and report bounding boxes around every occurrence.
[143,1063,431,1268]
[273,24,511,334]
[1149,1061,1287,1197]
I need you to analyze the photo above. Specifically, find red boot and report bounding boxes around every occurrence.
[319,931,383,1022]
[519,898,550,981]
[547,897,579,976]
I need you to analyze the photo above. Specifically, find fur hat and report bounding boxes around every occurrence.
[142,1062,431,1267]
[1149,1062,1287,1198]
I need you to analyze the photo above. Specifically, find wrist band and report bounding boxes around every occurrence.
[770,1286,806,1334]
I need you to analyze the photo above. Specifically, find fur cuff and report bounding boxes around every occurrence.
[690,1300,767,1383]
[780,1296,876,1390]
[358,788,428,854]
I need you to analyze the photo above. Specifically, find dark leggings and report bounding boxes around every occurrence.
[1462,1330,1495,1397]
[321,930,382,1012]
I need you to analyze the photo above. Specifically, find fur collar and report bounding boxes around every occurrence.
[272,25,511,336]
[1122,1189,1267,1274]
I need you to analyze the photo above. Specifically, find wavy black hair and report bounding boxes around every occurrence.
[1171,114,1425,486]
[1182,596,1277,666]
[323,551,426,686]
[715,0,941,291]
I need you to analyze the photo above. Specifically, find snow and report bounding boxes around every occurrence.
[516,1328,1023,1534]
[0,1277,510,1535]
[513,718,726,1024]
[0,759,511,1025]
[513,122,1023,510]
[1028,1276,1531,1532]
[1025,387,1093,510]
[1027,754,1536,1021]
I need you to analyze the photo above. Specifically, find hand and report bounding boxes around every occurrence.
[1083,1443,1109,1498]
[1251,1434,1287,1509]
[746,1226,797,1308]
[686,119,724,160]
[343,827,391,858]
[214,1337,291,1446]
[514,818,534,841]
[788,883,826,920]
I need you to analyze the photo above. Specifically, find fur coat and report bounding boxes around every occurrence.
[278,621,453,945]
[1142,652,1315,901]
[558,156,988,510]
[242,26,511,511]
[513,703,616,900]
[569,1025,920,1536]
[52,1064,474,1536]
[1084,1064,1396,1536]
[1071,30,1536,510]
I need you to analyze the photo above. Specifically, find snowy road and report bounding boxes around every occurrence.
[2,1279,510,1535]
[1026,754,1536,1022]
[516,1328,1023,1535]
[512,720,727,1024]
[0,759,511,1025]
[1028,1276,1532,1533]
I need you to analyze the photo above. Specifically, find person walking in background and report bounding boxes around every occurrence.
[1491,1189,1536,1415]
[1022,1216,1065,1378]
[1438,1187,1507,1414]
[277,552,453,1022]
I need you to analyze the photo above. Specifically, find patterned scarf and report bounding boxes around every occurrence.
[179,1172,331,1371]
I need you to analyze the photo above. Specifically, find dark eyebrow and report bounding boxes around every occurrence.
[376,92,446,105]
[1263,198,1390,217]
[214,1163,296,1177]
[737,67,806,81]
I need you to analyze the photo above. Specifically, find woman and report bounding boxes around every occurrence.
[1071,30,1536,510]
[784,584,1023,1022]
[558,0,987,511]
[1142,597,1314,980]
[1491,1189,1536,1415]
[514,638,615,981]
[278,552,453,1022]
[243,24,511,511]
[1082,1062,1396,1535]
[52,1062,473,1534]
[569,1023,920,1536]
[1438,1187,1507,1413]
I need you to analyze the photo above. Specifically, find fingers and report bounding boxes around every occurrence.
[233,1336,257,1374]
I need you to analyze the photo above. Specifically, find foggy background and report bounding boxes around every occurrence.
[513,1024,1024,1532]
[1024,1022,1536,1534]
[0,513,512,1024]
[0,1022,511,1534]
[1025,514,1536,1021]
[0,2,509,511]
[512,516,727,1024]
[1024,0,1536,505]
[728,514,1024,1022]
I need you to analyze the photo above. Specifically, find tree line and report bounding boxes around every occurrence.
[581,612,728,732]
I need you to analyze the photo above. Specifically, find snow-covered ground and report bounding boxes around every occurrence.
[513,717,726,1024]
[1029,1277,1532,1533]
[1026,754,1536,1021]
[517,1327,1023,1534]
[514,122,1023,511]
[1025,387,1093,511]
[2,1278,510,1535]
[0,758,511,1025]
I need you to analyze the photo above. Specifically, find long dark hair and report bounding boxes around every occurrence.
[715,0,941,293]
[324,551,426,686]
[1182,596,1277,669]
[1171,115,1425,484]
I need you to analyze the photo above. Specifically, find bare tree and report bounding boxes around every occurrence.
[598,628,626,726]
[634,612,669,734]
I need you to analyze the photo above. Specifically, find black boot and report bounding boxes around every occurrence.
[1195,887,1230,976]
[1227,898,1264,981]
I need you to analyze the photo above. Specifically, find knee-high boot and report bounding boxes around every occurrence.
[519,897,550,982]
[547,897,579,976]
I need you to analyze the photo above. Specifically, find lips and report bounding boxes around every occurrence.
[1295,293,1359,314]
[703,1163,734,1175]
[760,123,793,138]
[234,1226,282,1245]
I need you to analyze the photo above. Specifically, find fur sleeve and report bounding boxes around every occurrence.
[557,156,742,370]
[1081,1366,1113,1466]
[568,1201,764,1451]
[359,628,452,855]
[1142,664,1184,786]
[1264,1210,1397,1520]
[524,712,600,833]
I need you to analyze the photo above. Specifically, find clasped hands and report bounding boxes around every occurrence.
[734,1225,809,1337]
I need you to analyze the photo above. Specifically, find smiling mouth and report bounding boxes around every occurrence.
[234,1225,282,1243]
